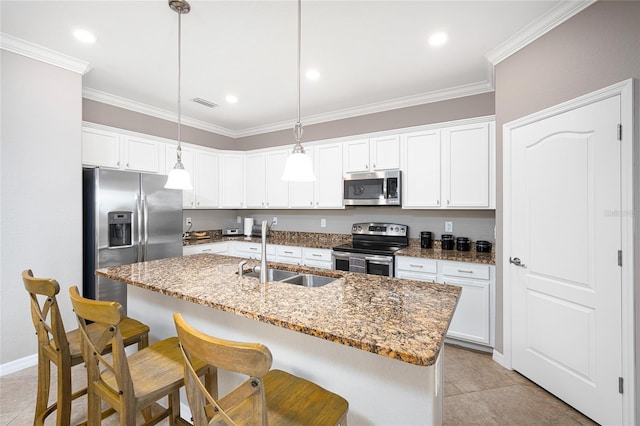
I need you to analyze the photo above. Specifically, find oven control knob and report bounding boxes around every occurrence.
[357,225,362,231]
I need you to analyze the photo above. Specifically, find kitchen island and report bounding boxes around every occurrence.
[97,253,461,425]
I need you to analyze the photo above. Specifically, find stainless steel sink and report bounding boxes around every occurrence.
[242,268,336,287]
[280,274,336,288]
[243,268,298,281]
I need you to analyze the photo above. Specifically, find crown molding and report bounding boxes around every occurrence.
[485,0,596,65]
[234,80,495,138]
[82,88,236,138]
[0,33,91,74]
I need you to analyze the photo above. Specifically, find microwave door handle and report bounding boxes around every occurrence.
[382,178,388,200]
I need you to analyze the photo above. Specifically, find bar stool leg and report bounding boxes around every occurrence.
[35,350,51,425]
[56,357,72,426]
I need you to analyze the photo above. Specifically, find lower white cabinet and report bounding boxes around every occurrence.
[275,245,302,265]
[183,242,228,256]
[230,241,275,261]
[395,256,495,348]
[302,247,332,269]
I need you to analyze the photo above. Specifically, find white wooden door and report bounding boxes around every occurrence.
[316,143,343,208]
[194,151,219,208]
[509,95,622,425]
[123,136,160,173]
[82,128,121,168]
[401,130,441,208]
[370,135,400,170]
[219,154,244,208]
[343,139,370,173]
[265,150,289,208]
[245,153,266,208]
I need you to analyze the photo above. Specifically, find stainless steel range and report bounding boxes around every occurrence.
[332,223,409,277]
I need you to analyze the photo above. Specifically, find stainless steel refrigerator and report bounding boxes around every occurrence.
[83,167,183,313]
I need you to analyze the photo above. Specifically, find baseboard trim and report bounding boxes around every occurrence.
[0,353,38,377]
[492,350,510,369]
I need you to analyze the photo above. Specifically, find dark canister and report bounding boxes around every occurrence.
[476,240,493,253]
[441,234,454,250]
[456,237,471,251]
[420,231,432,249]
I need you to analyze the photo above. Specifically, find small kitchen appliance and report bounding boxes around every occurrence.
[343,170,401,206]
[222,228,241,236]
[332,222,409,277]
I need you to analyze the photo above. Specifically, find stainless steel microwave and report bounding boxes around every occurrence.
[343,170,401,206]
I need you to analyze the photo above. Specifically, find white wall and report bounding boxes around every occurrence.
[0,51,83,364]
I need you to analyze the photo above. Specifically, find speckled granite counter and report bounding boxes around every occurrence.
[397,241,495,265]
[97,253,460,367]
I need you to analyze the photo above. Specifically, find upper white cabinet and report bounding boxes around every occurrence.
[401,129,442,208]
[193,150,219,208]
[245,153,266,208]
[265,150,289,208]
[401,120,495,210]
[343,135,400,173]
[442,122,493,208]
[82,127,163,173]
[288,143,343,209]
[220,153,245,208]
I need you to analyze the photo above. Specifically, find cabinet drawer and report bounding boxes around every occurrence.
[441,262,490,280]
[396,270,437,283]
[396,257,438,274]
[235,242,262,255]
[302,248,332,262]
[276,245,302,257]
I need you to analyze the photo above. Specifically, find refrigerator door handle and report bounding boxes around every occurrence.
[143,194,149,261]
[136,194,143,262]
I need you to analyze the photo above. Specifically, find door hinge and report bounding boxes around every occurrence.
[619,377,624,394]
[618,250,622,267]
[617,124,622,141]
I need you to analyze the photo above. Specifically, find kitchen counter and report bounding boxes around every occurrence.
[97,253,460,367]
[397,242,495,265]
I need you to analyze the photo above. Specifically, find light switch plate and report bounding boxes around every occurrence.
[321,218,327,228]
[445,221,453,233]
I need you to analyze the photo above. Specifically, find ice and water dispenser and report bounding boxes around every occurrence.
[108,211,132,247]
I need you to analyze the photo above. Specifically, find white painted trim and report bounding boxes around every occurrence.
[491,350,509,370]
[0,353,38,377]
[0,33,91,74]
[485,0,596,65]
[502,78,635,425]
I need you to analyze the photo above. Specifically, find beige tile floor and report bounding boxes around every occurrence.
[0,344,598,425]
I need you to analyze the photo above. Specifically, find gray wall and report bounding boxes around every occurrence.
[494,0,640,372]
[1,51,83,363]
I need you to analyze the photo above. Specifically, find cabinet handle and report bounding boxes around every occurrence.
[117,161,120,167]
[312,253,322,257]
[261,202,264,206]
[197,202,200,206]
[373,163,376,169]
[249,247,258,251]
[126,163,130,167]
[310,201,313,206]
[447,200,450,205]
[457,269,473,274]
[316,201,319,206]
[437,200,440,205]
[266,202,269,207]
[202,249,212,252]
[284,250,293,254]
[410,264,423,268]
[365,164,368,169]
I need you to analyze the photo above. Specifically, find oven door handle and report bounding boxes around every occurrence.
[332,251,353,259]
[364,255,393,265]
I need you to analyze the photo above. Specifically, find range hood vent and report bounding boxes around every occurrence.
[193,97,219,108]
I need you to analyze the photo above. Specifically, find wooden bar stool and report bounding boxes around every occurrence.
[22,269,150,426]
[174,313,349,426]
[69,286,213,425]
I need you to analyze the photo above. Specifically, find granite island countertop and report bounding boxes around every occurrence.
[97,253,461,367]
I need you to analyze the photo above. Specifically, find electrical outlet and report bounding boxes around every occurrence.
[272,217,278,226]
[445,221,453,233]
[321,218,326,228]
[185,217,192,227]
[236,215,241,224]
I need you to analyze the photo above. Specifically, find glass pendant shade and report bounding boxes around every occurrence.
[281,147,315,182]
[165,163,193,190]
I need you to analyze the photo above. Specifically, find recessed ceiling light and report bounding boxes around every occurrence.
[306,69,320,81]
[73,29,96,44]
[226,95,238,104]
[428,32,448,47]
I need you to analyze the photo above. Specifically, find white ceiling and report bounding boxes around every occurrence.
[1,1,587,137]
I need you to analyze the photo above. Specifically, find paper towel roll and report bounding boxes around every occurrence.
[244,218,254,237]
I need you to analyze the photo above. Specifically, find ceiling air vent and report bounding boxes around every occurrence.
[193,97,218,108]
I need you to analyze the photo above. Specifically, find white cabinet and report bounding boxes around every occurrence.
[343,136,400,173]
[289,143,343,209]
[265,150,289,208]
[302,247,333,269]
[401,121,495,210]
[275,245,302,265]
[82,127,163,173]
[231,241,275,261]
[401,130,441,208]
[193,150,220,208]
[183,242,228,256]
[395,256,438,283]
[245,153,266,208]
[439,261,494,347]
[220,153,245,208]
[442,122,493,208]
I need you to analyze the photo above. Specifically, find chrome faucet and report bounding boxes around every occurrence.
[259,220,269,284]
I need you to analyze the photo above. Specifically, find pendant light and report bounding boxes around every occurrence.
[165,0,193,190]
[281,0,316,182]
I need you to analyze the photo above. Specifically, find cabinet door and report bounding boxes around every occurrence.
[343,139,370,173]
[289,147,315,208]
[441,277,491,345]
[194,151,219,208]
[401,130,441,208]
[123,136,161,173]
[442,123,490,208]
[245,153,266,208]
[370,135,400,170]
[265,150,289,208]
[220,154,245,208]
[167,145,195,208]
[316,143,344,208]
[82,128,121,168]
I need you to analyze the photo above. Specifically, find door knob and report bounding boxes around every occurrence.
[509,257,526,268]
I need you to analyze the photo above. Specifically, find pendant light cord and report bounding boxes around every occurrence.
[293,0,304,149]
[176,7,183,163]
